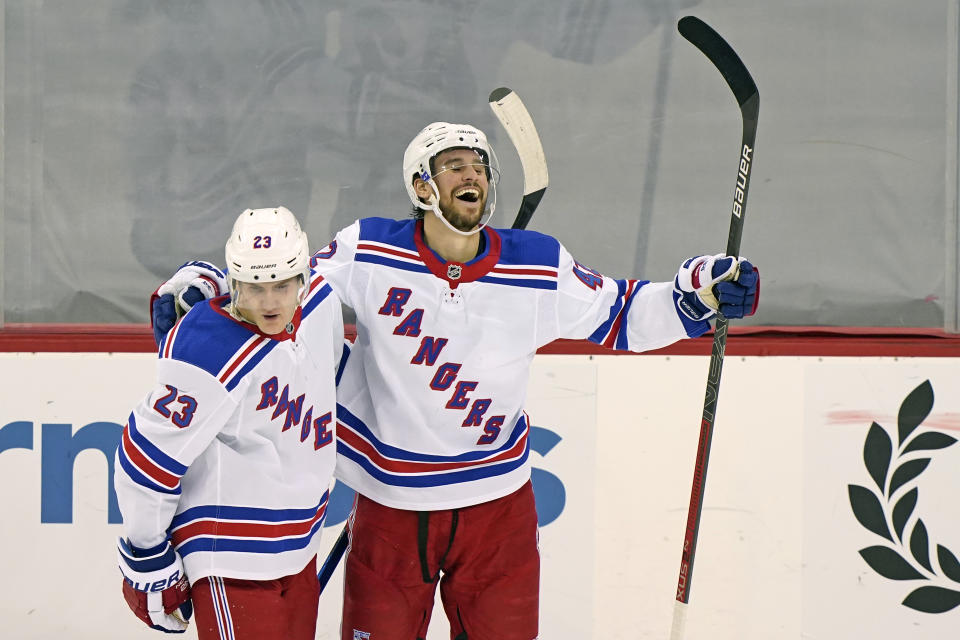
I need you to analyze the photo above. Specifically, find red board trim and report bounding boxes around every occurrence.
[1,324,959,357]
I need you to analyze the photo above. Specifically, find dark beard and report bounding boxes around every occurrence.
[439,197,486,232]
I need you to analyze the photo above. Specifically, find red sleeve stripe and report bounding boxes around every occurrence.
[120,424,181,490]
[490,265,558,278]
[357,242,422,262]
[601,279,639,350]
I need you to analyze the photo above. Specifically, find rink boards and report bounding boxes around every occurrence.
[1,352,959,639]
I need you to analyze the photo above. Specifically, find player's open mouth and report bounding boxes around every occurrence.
[454,187,480,203]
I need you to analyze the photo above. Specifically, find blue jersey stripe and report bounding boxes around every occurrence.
[493,227,561,267]
[224,340,279,392]
[170,493,329,528]
[335,342,350,387]
[588,278,628,344]
[128,414,189,476]
[117,452,182,495]
[337,405,527,463]
[355,253,431,274]
[339,441,530,487]
[358,217,419,251]
[476,275,557,290]
[301,282,333,318]
[612,280,646,349]
[176,518,324,556]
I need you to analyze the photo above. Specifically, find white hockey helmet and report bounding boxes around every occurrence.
[402,122,499,234]
[224,206,310,290]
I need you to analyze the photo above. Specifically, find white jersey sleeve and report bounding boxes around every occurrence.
[554,242,710,351]
[309,220,363,310]
[114,359,237,549]
[308,266,346,378]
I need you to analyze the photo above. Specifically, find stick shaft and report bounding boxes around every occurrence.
[672,16,759,616]
[318,525,348,594]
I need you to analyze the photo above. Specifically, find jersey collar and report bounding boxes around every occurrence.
[413,219,502,289]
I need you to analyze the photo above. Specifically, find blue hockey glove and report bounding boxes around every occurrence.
[674,254,759,321]
[117,538,193,633]
[150,261,227,345]
[712,259,759,319]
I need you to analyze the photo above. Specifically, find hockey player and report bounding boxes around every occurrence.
[116,207,344,639]
[151,122,760,640]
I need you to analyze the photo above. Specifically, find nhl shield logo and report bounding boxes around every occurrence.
[446,263,463,280]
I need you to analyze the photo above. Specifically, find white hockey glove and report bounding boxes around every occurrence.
[117,538,193,633]
[150,260,228,344]
[674,254,759,321]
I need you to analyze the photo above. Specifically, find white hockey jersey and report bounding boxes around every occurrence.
[315,217,709,511]
[114,273,343,582]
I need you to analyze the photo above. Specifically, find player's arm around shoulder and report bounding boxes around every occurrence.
[298,264,348,379]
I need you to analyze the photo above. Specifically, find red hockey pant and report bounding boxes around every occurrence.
[341,481,540,640]
[191,556,319,640]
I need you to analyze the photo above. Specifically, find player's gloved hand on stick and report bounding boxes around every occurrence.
[674,254,759,321]
[117,537,193,633]
[150,261,227,345]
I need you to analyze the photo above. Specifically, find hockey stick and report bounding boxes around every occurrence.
[317,524,348,593]
[318,90,549,595]
[488,87,549,229]
[670,16,758,640]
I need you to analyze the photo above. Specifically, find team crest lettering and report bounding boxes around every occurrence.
[378,288,505,446]
[256,376,332,449]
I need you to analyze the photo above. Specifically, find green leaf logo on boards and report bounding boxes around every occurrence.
[848,380,960,613]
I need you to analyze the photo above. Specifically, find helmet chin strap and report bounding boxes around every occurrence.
[421,179,498,237]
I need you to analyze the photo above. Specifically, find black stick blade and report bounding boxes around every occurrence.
[678,16,758,110]
[512,188,546,230]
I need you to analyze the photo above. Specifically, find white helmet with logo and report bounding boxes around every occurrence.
[402,122,499,235]
[224,207,310,310]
